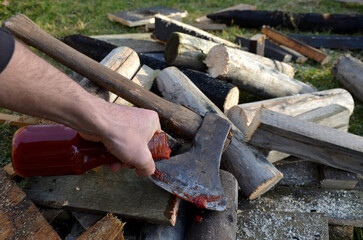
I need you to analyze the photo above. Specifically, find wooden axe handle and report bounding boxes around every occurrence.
[3,14,202,139]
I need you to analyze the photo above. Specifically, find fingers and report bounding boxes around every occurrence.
[109,162,122,172]
[134,148,156,176]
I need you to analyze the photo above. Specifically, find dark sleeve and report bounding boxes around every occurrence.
[0,27,15,73]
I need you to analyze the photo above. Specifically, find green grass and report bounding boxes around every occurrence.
[0,0,362,239]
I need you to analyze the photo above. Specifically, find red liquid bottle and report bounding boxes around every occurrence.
[12,125,171,178]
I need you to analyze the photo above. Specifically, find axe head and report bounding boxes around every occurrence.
[150,113,231,211]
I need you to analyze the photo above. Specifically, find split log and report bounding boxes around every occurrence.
[288,34,363,50]
[166,32,295,77]
[154,14,239,48]
[91,33,165,53]
[24,167,180,225]
[77,214,125,240]
[230,88,354,126]
[266,104,351,162]
[262,26,331,65]
[332,54,363,102]
[207,10,363,34]
[79,46,140,104]
[238,185,363,227]
[156,67,282,200]
[195,3,257,24]
[205,45,315,98]
[249,34,265,56]
[319,166,358,190]
[185,170,238,240]
[229,106,363,175]
[0,169,61,239]
[140,54,239,112]
[266,39,307,63]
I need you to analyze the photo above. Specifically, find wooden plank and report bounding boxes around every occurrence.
[77,213,125,240]
[145,22,226,32]
[154,14,239,48]
[195,4,257,24]
[233,107,363,175]
[237,211,329,240]
[0,112,48,126]
[92,33,165,53]
[288,34,363,50]
[107,6,187,27]
[23,167,180,225]
[332,54,363,102]
[266,39,308,63]
[238,185,363,227]
[0,169,61,239]
[250,34,265,56]
[320,166,358,190]
[262,26,331,65]
[207,10,363,34]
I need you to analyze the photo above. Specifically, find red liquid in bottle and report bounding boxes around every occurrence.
[12,125,171,178]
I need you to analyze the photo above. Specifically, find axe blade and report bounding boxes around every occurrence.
[150,113,231,211]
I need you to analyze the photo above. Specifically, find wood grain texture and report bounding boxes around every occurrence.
[4,14,202,139]
[205,45,315,98]
[236,107,363,174]
[24,167,180,225]
[156,67,282,200]
[0,169,61,240]
[77,213,125,240]
[332,54,363,102]
[262,26,331,65]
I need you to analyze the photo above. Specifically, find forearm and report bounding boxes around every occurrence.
[0,39,104,136]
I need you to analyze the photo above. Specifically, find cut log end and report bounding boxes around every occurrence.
[223,86,240,113]
[204,45,229,78]
[249,171,283,200]
[164,32,181,65]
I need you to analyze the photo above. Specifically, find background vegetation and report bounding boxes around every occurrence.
[0,1,362,238]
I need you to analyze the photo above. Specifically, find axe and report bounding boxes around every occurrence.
[4,14,231,211]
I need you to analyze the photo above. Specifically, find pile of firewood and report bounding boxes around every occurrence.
[1,3,362,240]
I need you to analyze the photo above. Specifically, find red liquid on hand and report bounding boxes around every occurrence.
[12,125,171,178]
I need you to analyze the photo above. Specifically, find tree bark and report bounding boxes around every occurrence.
[166,32,295,77]
[205,45,315,98]
[332,54,363,102]
[156,67,282,200]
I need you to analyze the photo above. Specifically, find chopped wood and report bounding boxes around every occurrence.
[329,225,354,240]
[207,9,363,34]
[320,166,358,190]
[195,3,257,24]
[238,185,363,227]
[145,22,226,32]
[2,162,16,178]
[288,34,363,50]
[249,34,265,56]
[266,39,307,63]
[166,32,295,76]
[77,213,125,240]
[230,107,363,174]
[332,54,363,102]
[0,169,61,239]
[107,6,187,27]
[237,211,329,240]
[92,33,164,53]
[262,26,331,65]
[185,170,238,240]
[205,45,315,98]
[230,88,354,126]
[154,14,239,48]
[24,167,180,225]
[156,67,282,200]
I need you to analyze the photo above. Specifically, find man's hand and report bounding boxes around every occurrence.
[80,101,161,176]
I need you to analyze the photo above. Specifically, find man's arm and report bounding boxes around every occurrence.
[0,34,161,176]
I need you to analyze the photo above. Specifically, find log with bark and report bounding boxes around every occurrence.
[332,54,363,102]
[205,45,315,98]
[165,32,295,77]
[154,14,239,48]
[228,106,363,175]
[156,66,283,200]
[185,170,238,240]
[262,26,331,65]
[207,10,363,34]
